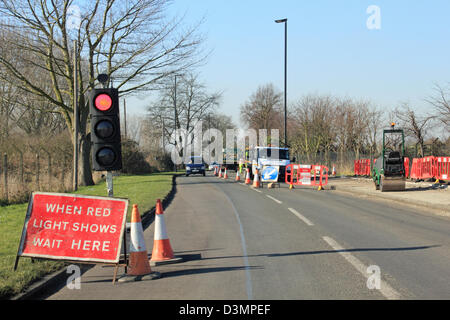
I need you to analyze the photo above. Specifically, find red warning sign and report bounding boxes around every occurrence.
[17,192,128,264]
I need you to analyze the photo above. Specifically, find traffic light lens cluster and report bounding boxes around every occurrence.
[94,120,114,139]
[94,94,113,111]
[89,88,122,171]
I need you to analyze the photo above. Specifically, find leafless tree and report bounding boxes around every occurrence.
[393,103,434,158]
[0,0,207,185]
[240,83,283,133]
[145,72,221,155]
[426,83,450,130]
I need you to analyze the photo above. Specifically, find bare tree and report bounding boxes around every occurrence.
[0,0,206,185]
[393,103,434,157]
[426,83,450,129]
[146,72,221,155]
[240,83,283,133]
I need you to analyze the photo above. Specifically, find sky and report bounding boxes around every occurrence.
[127,0,450,128]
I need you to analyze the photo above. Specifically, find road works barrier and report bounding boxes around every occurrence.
[408,156,449,181]
[436,157,450,180]
[285,164,329,188]
[354,159,371,176]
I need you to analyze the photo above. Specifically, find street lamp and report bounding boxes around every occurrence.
[275,18,287,147]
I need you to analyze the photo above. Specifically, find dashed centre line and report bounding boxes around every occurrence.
[266,195,282,204]
[288,208,314,226]
[322,236,401,300]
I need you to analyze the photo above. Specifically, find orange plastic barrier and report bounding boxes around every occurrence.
[436,157,450,180]
[354,159,371,176]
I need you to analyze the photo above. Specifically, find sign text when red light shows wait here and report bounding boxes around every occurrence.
[17,193,128,264]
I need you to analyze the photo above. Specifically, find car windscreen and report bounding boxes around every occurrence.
[258,149,289,160]
[189,157,204,164]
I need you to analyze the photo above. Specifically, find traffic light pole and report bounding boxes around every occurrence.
[106,171,114,197]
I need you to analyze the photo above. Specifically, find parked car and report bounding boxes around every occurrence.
[186,156,206,176]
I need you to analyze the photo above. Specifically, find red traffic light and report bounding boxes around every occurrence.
[94,94,113,111]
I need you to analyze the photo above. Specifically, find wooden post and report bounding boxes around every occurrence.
[3,153,8,202]
[47,152,52,187]
[36,153,40,190]
[19,151,24,185]
[73,39,79,191]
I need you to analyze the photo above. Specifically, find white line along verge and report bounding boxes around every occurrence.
[266,195,282,204]
[288,208,314,226]
[322,236,401,300]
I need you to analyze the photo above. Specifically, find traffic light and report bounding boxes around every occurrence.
[89,88,122,171]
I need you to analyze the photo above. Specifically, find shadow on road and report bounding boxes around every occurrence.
[197,244,441,261]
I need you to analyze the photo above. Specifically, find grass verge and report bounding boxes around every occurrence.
[0,172,177,299]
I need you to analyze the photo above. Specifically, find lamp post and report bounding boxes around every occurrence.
[275,18,287,147]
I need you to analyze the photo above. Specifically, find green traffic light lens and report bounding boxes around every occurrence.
[96,147,116,166]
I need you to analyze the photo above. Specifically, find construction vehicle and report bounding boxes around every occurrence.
[372,123,406,192]
[245,146,291,182]
[222,147,239,171]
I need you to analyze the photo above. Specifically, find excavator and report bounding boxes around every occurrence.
[372,123,406,192]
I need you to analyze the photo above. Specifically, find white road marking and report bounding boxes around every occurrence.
[221,191,253,300]
[288,208,314,226]
[266,195,282,204]
[251,187,262,193]
[322,236,401,300]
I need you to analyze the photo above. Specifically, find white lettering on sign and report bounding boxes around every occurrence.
[33,237,63,249]
[71,223,117,233]
[46,203,82,215]
[71,239,111,252]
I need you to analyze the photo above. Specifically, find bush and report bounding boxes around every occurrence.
[121,139,152,174]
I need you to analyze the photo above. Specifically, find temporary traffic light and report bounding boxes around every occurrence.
[89,88,122,171]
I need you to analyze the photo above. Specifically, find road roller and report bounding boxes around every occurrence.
[372,123,406,192]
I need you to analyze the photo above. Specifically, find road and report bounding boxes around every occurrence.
[47,171,450,300]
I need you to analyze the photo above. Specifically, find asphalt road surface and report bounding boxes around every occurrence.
[47,172,450,300]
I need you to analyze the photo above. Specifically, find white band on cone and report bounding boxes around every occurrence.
[154,214,169,240]
[130,222,147,252]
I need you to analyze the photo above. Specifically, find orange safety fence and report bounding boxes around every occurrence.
[436,157,450,180]
[408,156,450,181]
[285,164,329,187]
[354,159,371,176]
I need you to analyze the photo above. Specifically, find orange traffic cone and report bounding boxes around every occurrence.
[245,168,251,185]
[332,165,336,176]
[223,168,228,179]
[253,168,260,188]
[150,199,183,266]
[218,167,222,178]
[235,170,240,182]
[118,205,160,282]
[214,167,218,176]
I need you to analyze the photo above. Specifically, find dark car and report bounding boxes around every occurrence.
[186,156,206,176]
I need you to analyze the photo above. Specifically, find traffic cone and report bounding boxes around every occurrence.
[332,165,336,176]
[245,168,251,185]
[118,205,160,282]
[218,167,222,178]
[150,199,183,266]
[213,167,217,176]
[223,168,228,179]
[235,170,240,182]
[253,168,260,188]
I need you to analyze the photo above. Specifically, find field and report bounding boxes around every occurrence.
[0,172,176,299]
